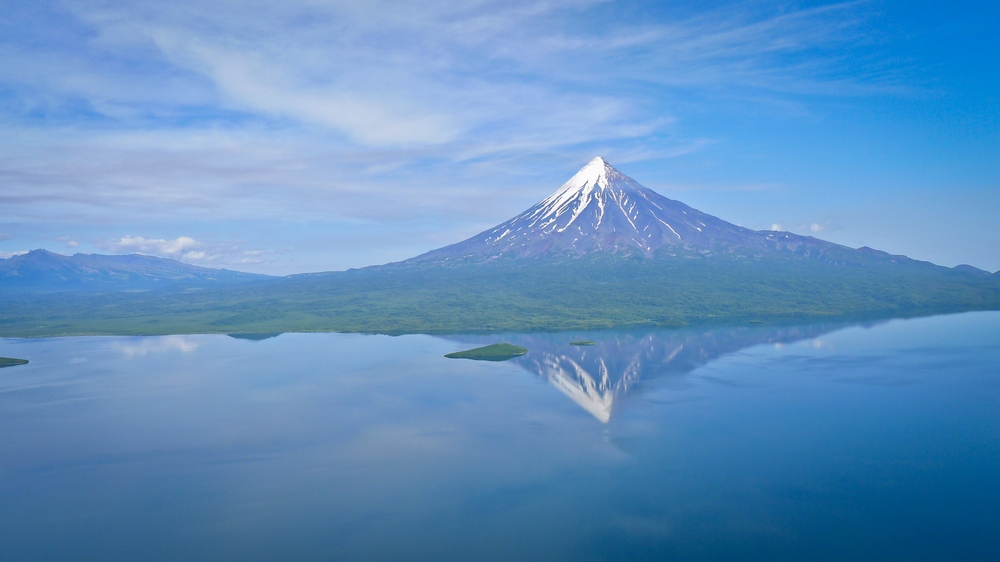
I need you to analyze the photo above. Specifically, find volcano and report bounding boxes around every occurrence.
[415,156,830,263]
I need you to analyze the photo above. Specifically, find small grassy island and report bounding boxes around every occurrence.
[445,343,528,362]
[0,357,29,368]
[569,340,595,346]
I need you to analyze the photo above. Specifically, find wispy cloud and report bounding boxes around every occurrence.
[5,1,890,147]
[2,1,892,180]
[56,235,80,248]
[149,33,459,145]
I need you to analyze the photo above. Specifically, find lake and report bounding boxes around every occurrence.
[1,312,998,561]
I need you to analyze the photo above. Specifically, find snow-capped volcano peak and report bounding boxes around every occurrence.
[413,157,819,262]
[520,156,662,240]
[537,156,620,216]
[566,156,616,190]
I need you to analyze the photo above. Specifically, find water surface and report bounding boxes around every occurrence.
[1,312,998,561]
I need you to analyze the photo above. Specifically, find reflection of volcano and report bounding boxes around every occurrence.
[448,322,867,422]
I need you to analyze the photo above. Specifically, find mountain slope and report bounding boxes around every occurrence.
[0,249,270,292]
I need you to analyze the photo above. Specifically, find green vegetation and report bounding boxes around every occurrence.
[1,251,999,337]
[445,343,528,361]
[570,340,595,346]
[0,357,29,368]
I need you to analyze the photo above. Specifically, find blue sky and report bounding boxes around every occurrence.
[1,0,998,274]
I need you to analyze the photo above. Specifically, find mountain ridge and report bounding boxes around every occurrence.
[0,249,271,292]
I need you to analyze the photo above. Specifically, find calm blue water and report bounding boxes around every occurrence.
[1,312,998,561]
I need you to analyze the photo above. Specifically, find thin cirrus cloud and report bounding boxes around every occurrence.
[0,0,882,218]
[47,0,884,144]
[149,33,460,146]
[15,3,871,120]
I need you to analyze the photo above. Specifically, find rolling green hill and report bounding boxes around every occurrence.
[2,251,997,337]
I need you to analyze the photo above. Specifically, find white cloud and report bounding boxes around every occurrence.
[0,250,29,259]
[771,223,783,231]
[57,236,80,248]
[99,234,273,269]
[107,235,199,257]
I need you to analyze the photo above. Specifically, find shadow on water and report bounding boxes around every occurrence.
[446,319,885,422]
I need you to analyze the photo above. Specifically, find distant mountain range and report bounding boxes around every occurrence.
[0,249,270,292]
[2,158,998,336]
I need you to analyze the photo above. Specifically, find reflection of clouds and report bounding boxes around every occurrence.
[116,336,200,358]
[812,339,827,349]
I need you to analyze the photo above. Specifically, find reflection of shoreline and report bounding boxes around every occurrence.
[448,321,875,422]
